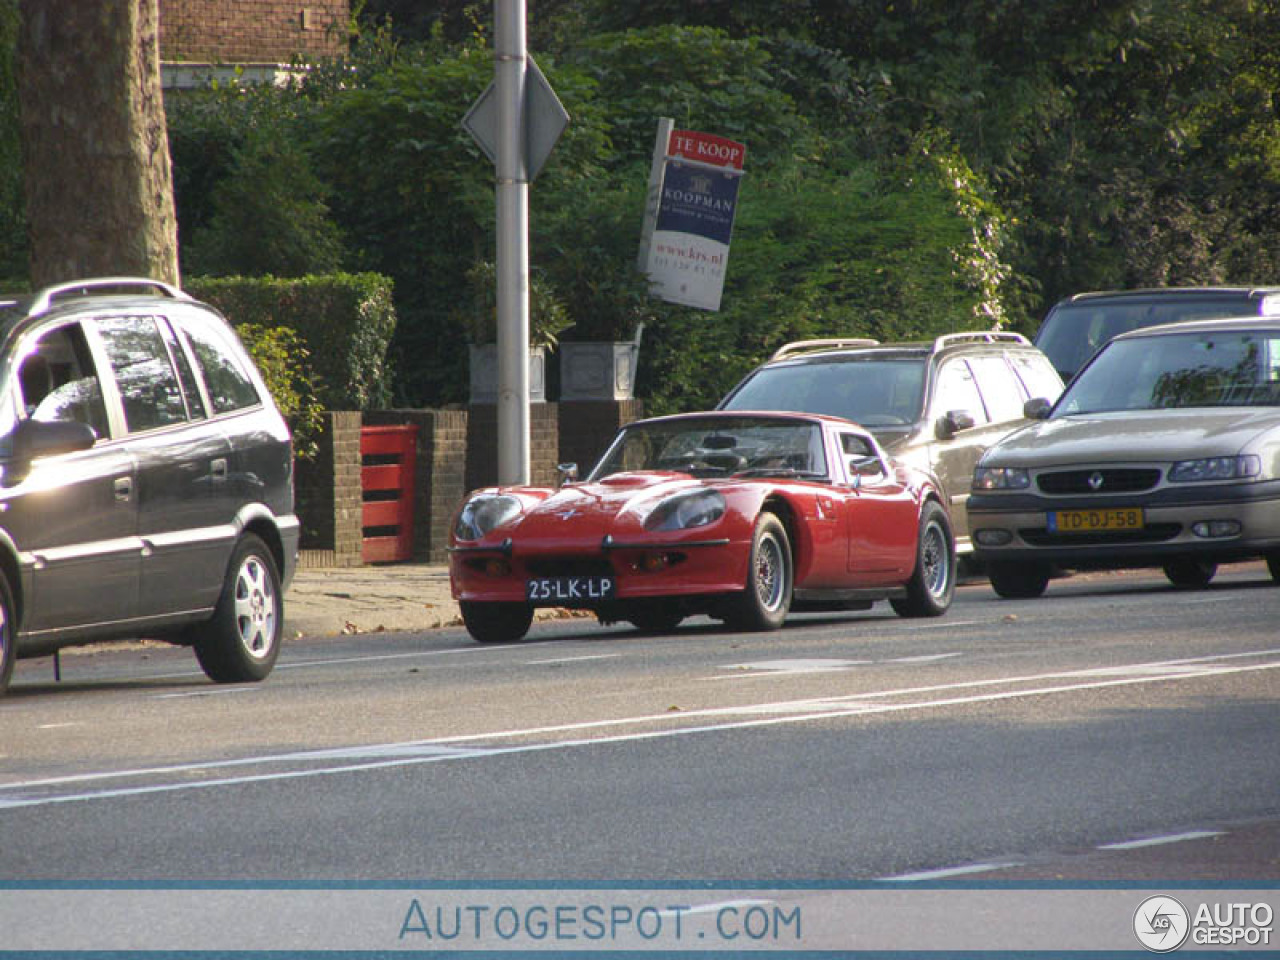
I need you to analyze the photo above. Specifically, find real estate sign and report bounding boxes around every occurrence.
[639,121,746,311]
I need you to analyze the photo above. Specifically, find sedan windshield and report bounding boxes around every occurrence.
[1054,330,1280,415]
[721,356,926,427]
[591,417,827,480]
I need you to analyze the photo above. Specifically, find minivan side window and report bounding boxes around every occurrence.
[25,323,111,439]
[96,315,188,433]
[182,321,260,414]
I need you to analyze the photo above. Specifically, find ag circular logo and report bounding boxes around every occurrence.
[1134,895,1190,952]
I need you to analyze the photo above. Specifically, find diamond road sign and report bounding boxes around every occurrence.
[462,56,569,181]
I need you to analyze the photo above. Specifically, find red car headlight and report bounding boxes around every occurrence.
[644,489,726,532]
[454,493,523,541]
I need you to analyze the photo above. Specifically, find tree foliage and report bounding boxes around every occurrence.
[147,2,1280,413]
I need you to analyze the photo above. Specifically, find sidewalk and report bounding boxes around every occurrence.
[284,563,461,638]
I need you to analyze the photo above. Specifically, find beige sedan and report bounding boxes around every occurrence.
[968,317,1280,598]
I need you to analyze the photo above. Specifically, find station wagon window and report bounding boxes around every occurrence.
[932,360,988,425]
[182,321,260,414]
[1009,352,1064,403]
[96,315,188,432]
[967,355,1027,422]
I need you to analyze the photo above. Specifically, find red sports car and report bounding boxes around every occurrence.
[449,411,955,643]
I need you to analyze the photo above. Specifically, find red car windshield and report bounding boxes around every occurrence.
[591,417,828,480]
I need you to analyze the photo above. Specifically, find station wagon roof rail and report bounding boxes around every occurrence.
[932,331,1030,350]
[770,338,881,361]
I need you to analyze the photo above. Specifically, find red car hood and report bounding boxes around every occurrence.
[508,472,710,545]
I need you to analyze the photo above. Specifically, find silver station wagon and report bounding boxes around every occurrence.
[969,317,1280,597]
[0,278,300,693]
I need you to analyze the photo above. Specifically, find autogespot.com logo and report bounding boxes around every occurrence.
[1134,895,1191,952]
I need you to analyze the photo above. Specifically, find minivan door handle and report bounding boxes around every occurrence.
[114,476,133,502]
[211,458,228,482]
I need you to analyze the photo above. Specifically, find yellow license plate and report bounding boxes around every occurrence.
[1048,507,1144,533]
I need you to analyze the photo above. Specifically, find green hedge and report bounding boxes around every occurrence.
[186,273,396,411]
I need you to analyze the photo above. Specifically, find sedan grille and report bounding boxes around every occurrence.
[1036,468,1161,495]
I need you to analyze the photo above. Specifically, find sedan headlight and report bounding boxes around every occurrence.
[644,489,726,532]
[454,493,523,541]
[1169,454,1261,483]
[972,466,1031,491]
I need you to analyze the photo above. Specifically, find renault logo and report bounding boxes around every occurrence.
[1088,471,1105,491]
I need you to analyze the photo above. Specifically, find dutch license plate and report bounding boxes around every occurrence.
[1048,507,1144,533]
[526,576,616,605]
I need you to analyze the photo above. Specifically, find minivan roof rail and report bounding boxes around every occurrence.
[933,331,1030,351]
[770,338,880,360]
[25,277,190,317]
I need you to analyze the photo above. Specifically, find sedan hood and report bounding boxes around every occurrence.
[990,408,1280,466]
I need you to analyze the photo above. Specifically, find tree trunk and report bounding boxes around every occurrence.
[18,0,179,287]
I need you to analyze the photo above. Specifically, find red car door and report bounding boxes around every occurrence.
[835,430,917,581]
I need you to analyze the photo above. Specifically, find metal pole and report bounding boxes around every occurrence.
[494,0,530,485]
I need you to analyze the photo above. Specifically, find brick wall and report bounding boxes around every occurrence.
[159,1,348,63]
[466,403,562,492]
[365,409,468,564]
[296,410,363,568]
[558,399,644,477]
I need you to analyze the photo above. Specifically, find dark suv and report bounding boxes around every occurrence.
[1035,286,1280,382]
[718,332,1063,555]
[0,278,299,694]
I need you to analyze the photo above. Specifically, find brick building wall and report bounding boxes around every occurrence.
[159,0,348,63]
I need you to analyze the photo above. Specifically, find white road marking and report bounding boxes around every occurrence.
[1098,830,1223,850]
[527,654,622,665]
[35,723,78,730]
[899,619,983,631]
[152,687,260,699]
[3,649,1278,810]
[725,659,870,674]
[885,653,964,664]
[879,862,1022,882]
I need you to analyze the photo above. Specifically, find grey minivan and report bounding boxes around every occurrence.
[1035,286,1280,382]
[0,278,300,694]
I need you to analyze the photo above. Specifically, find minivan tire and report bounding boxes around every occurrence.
[0,575,14,695]
[193,533,282,683]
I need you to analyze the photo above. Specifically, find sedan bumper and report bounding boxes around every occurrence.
[968,479,1280,567]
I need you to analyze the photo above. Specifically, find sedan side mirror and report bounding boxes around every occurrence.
[1023,396,1052,420]
[935,409,976,441]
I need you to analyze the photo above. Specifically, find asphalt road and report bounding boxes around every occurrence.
[2,563,1278,887]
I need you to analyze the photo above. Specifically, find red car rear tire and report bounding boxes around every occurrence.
[891,500,955,618]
